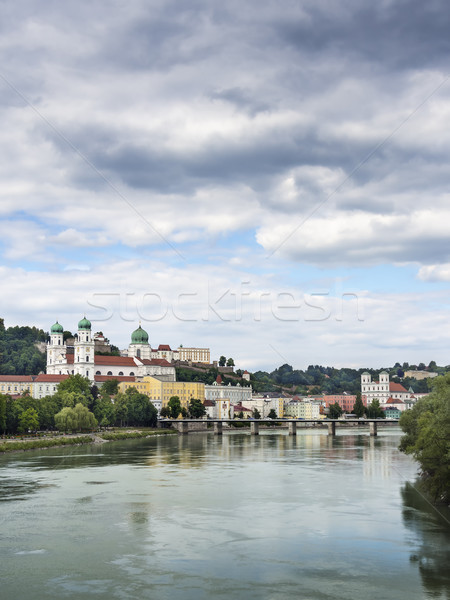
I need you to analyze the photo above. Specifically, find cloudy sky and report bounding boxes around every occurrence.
[1,0,449,371]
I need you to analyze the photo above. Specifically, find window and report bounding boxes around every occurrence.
[107,371,113,376]
[86,356,89,362]
[130,372,134,376]
[118,371,123,376]
[96,371,101,375]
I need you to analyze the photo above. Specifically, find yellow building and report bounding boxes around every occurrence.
[118,376,205,411]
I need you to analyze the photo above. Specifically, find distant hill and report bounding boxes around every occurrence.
[176,361,447,395]
[0,319,47,375]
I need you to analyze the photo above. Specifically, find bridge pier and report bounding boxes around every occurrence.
[250,421,259,435]
[178,421,189,435]
[288,421,297,436]
[369,421,377,436]
[327,421,336,436]
[214,422,223,436]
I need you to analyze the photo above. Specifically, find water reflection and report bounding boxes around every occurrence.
[401,482,450,598]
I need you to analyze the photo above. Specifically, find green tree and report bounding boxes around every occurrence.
[399,374,450,503]
[93,396,115,428]
[168,396,182,419]
[328,402,343,419]
[114,394,128,427]
[219,356,226,367]
[101,379,119,396]
[55,403,97,432]
[189,398,206,418]
[352,394,366,418]
[18,407,39,433]
[125,389,157,426]
[56,374,93,406]
[0,393,7,433]
[55,406,77,432]
[226,357,235,367]
[267,409,277,419]
[73,403,97,430]
[253,408,261,419]
[366,399,385,419]
[160,406,170,418]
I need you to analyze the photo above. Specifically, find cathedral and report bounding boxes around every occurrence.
[47,317,176,382]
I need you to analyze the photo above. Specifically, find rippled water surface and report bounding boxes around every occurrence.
[1,429,449,599]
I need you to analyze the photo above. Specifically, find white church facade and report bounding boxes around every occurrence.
[47,318,176,382]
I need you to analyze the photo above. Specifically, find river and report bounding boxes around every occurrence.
[0,428,449,600]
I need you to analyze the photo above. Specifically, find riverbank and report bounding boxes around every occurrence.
[0,428,177,453]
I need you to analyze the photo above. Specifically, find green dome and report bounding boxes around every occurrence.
[78,316,91,330]
[131,325,149,344]
[51,321,64,334]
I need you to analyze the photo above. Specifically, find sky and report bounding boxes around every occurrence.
[1,0,450,372]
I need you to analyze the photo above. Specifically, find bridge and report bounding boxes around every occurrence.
[159,418,399,437]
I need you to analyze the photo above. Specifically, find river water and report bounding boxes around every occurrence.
[0,428,449,600]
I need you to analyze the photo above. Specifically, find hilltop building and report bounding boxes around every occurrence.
[47,318,175,382]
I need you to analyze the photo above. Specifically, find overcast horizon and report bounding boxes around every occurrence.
[1,0,450,372]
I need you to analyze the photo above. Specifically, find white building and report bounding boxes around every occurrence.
[361,371,411,404]
[47,318,175,382]
[205,376,252,404]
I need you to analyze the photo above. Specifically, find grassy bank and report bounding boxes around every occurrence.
[100,429,176,441]
[0,435,94,453]
[0,428,177,453]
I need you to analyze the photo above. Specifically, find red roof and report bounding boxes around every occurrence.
[216,375,223,384]
[389,382,407,392]
[233,403,251,412]
[0,375,33,382]
[386,396,404,404]
[203,400,215,407]
[94,355,138,366]
[141,358,172,367]
[157,344,172,351]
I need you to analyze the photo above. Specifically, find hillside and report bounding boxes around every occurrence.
[178,361,447,395]
[0,319,47,375]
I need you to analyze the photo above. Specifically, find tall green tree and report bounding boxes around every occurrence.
[399,374,450,503]
[253,408,261,419]
[188,398,206,418]
[328,402,343,419]
[168,396,182,419]
[0,393,7,433]
[352,394,366,418]
[366,399,385,419]
[125,388,157,426]
[18,407,39,433]
[57,374,92,401]
[219,356,226,367]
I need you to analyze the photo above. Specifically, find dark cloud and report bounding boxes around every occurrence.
[274,1,450,71]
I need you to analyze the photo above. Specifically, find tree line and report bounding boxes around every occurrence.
[0,375,158,435]
[399,373,450,504]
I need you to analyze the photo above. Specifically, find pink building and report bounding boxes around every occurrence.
[322,394,360,413]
